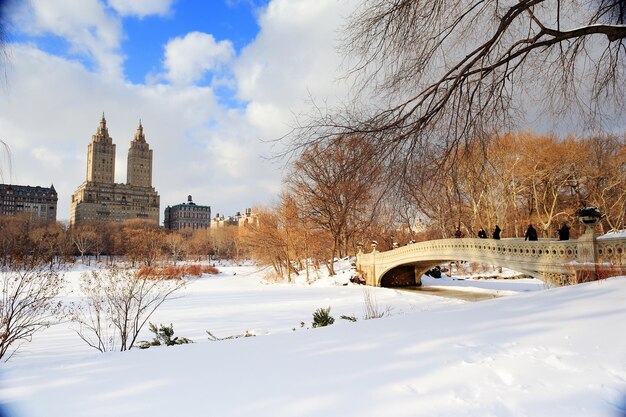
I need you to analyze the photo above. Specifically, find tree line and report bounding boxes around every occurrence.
[0,217,246,266]
[242,132,626,279]
[1,132,624,280]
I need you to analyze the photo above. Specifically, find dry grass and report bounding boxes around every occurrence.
[362,287,390,320]
[137,264,219,279]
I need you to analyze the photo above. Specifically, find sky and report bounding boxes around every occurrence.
[0,0,360,221]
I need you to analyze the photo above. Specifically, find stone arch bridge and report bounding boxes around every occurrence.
[356,230,626,287]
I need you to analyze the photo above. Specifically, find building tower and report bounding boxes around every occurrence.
[70,115,160,226]
[86,113,116,183]
[126,120,153,188]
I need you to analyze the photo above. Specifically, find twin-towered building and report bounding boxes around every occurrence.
[70,115,160,226]
[68,115,255,229]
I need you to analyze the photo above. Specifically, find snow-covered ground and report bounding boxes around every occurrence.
[1,260,625,417]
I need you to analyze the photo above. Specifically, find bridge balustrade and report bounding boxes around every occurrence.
[357,232,626,287]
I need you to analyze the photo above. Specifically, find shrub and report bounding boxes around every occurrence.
[206,330,256,341]
[469,262,483,274]
[138,322,192,349]
[186,264,202,276]
[137,265,156,278]
[201,265,219,274]
[163,265,182,279]
[312,307,335,328]
[136,264,220,280]
[363,288,390,320]
[0,261,64,361]
[71,267,186,352]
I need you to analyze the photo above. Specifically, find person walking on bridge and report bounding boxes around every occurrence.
[557,223,570,240]
[492,225,501,240]
[525,224,538,241]
[478,228,487,239]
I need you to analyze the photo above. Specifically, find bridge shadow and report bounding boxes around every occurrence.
[397,286,500,301]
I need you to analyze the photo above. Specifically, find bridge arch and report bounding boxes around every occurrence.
[378,261,445,287]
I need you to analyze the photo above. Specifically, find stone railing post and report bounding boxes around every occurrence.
[371,241,378,287]
[356,243,363,271]
[575,207,602,282]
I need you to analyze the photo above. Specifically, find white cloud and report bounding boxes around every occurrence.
[163,32,235,85]
[11,0,124,79]
[234,0,361,138]
[0,44,280,220]
[107,0,174,18]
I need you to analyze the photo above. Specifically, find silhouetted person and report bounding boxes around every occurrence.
[492,225,501,240]
[477,228,487,239]
[524,224,538,241]
[557,223,570,240]
[454,226,462,238]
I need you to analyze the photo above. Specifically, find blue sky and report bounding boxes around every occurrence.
[121,1,268,84]
[0,0,360,221]
[8,0,269,84]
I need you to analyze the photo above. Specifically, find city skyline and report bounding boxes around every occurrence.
[0,0,362,221]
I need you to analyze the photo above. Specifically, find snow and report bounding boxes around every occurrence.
[1,262,625,417]
[598,229,626,240]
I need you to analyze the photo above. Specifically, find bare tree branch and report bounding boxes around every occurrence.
[288,0,626,185]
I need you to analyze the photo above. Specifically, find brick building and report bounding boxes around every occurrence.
[211,208,257,228]
[0,183,58,222]
[164,195,211,231]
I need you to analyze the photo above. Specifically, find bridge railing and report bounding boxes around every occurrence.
[357,234,626,286]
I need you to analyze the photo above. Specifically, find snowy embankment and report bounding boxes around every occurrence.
[1,262,625,417]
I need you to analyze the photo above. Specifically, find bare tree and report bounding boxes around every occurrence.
[210,226,237,260]
[239,206,297,281]
[120,220,165,267]
[391,132,625,239]
[71,267,185,352]
[287,135,382,275]
[519,136,587,236]
[164,232,187,265]
[0,260,64,361]
[291,0,626,180]
[0,215,29,264]
[581,134,626,231]
[71,225,98,264]
[188,229,212,261]
[29,222,68,267]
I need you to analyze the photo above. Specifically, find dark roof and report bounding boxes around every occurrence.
[0,184,57,197]
[167,202,211,210]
